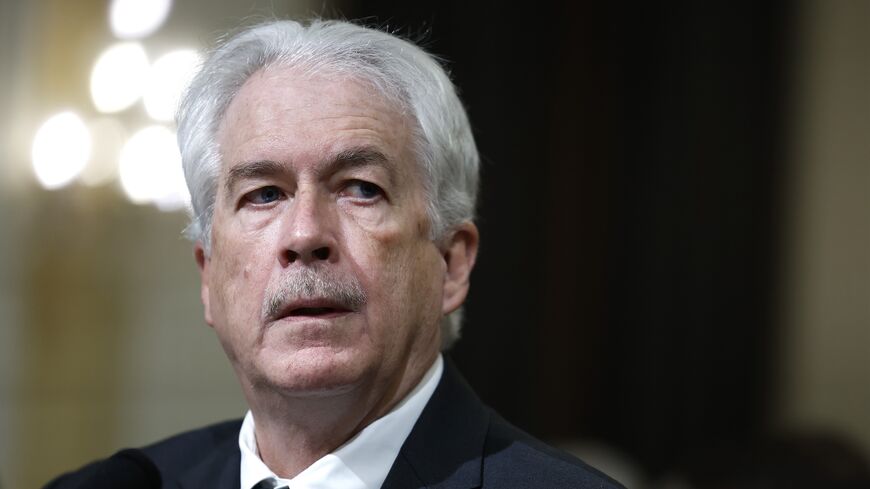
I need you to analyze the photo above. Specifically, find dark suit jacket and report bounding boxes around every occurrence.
[46,360,625,488]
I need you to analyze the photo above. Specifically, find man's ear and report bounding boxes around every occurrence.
[194,242,214,327]
[441,221,479,316]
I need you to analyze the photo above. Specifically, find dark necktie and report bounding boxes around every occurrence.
[252,478,289,489]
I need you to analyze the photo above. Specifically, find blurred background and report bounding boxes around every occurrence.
[0,0,868,487]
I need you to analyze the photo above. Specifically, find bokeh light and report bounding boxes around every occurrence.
[143,49,202,122]
[81,118,127,187]
[90,42,149,113]
[119,126,189,211]
[109,0,173,39]
[31,112,92,190]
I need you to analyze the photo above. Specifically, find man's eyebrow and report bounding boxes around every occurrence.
[328,147,393,172]
[322,146,398,186]
[224,160,287,195]
[223,147,398,196]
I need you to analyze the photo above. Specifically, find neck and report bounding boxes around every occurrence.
[252,394,370,478]
[245,352,438,479]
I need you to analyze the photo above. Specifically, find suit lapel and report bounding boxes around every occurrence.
[380,452,426,489]
[173,435,240,489]
[382,358,489,489]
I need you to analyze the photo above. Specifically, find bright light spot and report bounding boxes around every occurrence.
[119,126,189,211]
[109,0,172,39]
[144,49,202,122]
[81,118,127,187]
[31,112,91,190]
[90,42,149,113]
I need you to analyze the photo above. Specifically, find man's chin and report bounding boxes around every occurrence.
[250,346,373,397]
[264,314,363,346]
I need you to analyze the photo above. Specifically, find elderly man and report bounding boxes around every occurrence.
[47,19,623,489]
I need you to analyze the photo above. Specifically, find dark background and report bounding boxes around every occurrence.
[337,0,794,477]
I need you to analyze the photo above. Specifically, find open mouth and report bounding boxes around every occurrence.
[288,307,347,317]
[266,295,361,323]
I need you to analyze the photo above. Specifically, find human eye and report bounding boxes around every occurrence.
[341,180,385,202]
[242,185,285,206]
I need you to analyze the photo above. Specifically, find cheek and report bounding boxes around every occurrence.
[208,229,263,321]
[364,235,443,315]
[354,226,410,282]
[343,202,441,299]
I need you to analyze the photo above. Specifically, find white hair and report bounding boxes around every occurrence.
[176,19,479,349]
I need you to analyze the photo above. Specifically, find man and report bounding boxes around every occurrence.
[47,19,624,489]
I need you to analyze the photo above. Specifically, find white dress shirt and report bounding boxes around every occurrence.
[239,354,444,489]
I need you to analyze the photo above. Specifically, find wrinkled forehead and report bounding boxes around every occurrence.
[216,66,417,163]
[219,63,411,132]
[215,65,420,174]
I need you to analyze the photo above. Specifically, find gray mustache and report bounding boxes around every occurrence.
[262,267,367,320]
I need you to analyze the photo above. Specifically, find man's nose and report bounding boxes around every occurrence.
[279,190,336,266]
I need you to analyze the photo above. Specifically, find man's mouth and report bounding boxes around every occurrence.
[262,268,367,321]
[287,306,349,317]
[272,299,355,321]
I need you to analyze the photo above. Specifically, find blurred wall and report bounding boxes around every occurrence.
[778,0,870,447]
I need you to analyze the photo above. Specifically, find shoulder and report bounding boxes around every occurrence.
[140,418,242,476]
[43,419,242,488]
[482,411,626,489]
[417,358,625,488]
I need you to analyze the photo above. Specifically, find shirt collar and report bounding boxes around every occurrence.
[239,354,444,489]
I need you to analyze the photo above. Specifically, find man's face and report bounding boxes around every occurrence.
[197,66,473,401]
